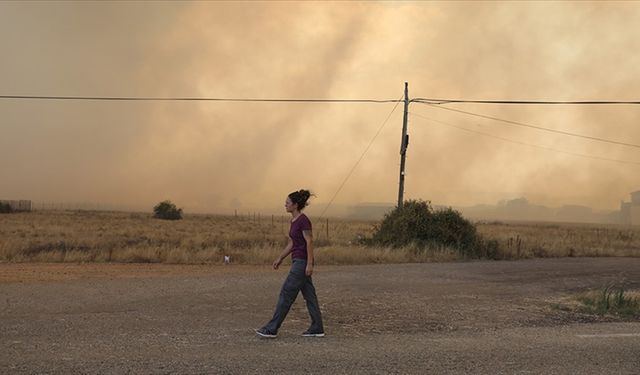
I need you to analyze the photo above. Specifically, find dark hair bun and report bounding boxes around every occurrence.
[288,189,314,210]
[299,189,311,200]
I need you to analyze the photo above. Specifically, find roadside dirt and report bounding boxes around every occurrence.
[0,262,264,284]
[2,258,639,374]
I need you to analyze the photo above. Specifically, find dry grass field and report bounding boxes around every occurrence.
[0,210,639,264]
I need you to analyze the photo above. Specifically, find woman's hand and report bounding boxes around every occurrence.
[305,263,313,276]
[273,257,283,270]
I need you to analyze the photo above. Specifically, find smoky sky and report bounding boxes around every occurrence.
[1,1,640,214]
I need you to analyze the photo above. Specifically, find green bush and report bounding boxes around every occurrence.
[153,200,183,220]
[368,200,500,259]
[0,202,13,214]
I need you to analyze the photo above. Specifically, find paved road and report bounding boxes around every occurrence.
[1,258,639,374]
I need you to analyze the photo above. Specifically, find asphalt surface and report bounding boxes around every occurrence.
[1,258,639,374]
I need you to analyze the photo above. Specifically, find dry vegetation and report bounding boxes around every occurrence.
[478,221,640,258]
[0,210,639,265]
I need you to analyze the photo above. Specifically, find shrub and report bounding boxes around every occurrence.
[153,200,183,220]
[368,199,499,259]
[0,202,13,214]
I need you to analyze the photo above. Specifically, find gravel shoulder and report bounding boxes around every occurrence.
[2,258,639,374]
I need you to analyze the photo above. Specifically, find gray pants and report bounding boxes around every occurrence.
[264,259,324,333]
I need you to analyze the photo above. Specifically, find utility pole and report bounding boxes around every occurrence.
[397,82,410,208]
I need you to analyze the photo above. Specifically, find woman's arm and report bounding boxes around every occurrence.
[273,238,293,270]
[303,230,313,276]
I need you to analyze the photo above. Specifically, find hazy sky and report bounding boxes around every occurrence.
[2,1,640,214]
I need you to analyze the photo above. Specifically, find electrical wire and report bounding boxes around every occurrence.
[5,95,639,105]
[409,112,640,166]
[318,96,404,219]
[413,102,640,149]
[0,95,401,103]
[413,98,640,105]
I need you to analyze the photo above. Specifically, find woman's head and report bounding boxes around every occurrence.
[285,189,313,212]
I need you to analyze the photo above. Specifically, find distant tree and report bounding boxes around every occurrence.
[153,200,183,220]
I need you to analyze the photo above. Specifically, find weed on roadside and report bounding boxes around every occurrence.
[577,284,640,318]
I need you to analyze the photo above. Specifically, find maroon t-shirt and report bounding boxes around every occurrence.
[290,214,312,260]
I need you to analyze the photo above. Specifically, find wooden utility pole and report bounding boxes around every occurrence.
[397,82,410,208]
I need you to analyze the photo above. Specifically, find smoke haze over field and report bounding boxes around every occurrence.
[1,1,640,214]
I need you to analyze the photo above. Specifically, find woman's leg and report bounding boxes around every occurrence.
[301,277,324,333]
[263,260,306,333]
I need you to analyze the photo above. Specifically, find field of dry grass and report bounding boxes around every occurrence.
[0,210,639,264]
[479,221,640,258]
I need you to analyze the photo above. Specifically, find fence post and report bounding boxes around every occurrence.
[326,218,329,241]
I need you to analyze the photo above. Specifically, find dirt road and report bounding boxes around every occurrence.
[2,258,639,374]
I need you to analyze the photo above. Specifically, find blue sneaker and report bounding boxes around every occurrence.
[302,329,325,337]
[255,327,277,338]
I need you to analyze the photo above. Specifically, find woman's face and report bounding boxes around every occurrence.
[285,197,296,213]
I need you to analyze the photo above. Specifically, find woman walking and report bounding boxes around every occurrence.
[256,189,325,338]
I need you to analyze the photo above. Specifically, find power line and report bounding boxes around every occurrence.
[410,112,640,166]
[413,98,640,105]
[319,95,404,218]
[4,94,640,105]
[0,95,401,103]
[414,102,640,149]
